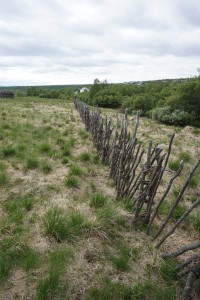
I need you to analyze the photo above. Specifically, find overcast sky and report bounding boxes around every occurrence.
[0,0,200,86]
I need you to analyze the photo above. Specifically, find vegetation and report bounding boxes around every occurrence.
[78,77,200,127]
[0,96,199,299]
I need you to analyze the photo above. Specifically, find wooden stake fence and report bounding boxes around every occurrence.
[74,99,200,299]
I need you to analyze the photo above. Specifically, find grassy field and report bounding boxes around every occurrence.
[0,97,199,299]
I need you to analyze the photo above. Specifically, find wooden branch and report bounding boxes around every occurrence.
[176,253,200,272]
[131,111,140,144]
[153,158,200,240]
[181,270,196,300]
[146,160,184,234]
[156,197,200,249]
[163,240,200,258]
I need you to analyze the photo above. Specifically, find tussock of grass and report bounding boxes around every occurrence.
[64,175,79,188]
[36,248,72,299]
[160,258,178,283]
[109,243,130,272]
[86,277,134,300]
[26,157,39,169]
[39,143,51,153]
[79,129,89,139]
[41,162,52,174]
[179,151,191,163]
[0,171,8,186]
[188,176,198,188]
[69,164,83,176]
[43,206,91,242]
[168,159,180,171]
[90,193,108,209]
[2,145,17,157]
[79,152,91,162]
[0,242,38,282]
[190,214,200,233]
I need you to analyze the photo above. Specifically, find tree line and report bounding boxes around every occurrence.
[77,77,200,127]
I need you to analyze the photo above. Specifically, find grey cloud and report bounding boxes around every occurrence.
[0,0,199,85]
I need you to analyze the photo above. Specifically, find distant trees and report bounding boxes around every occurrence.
[77,77,200,127]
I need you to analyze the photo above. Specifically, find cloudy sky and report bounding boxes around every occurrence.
[1,0,200,86]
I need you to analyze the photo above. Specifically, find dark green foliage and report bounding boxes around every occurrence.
[78,77,200,127]
[152,106,192,126]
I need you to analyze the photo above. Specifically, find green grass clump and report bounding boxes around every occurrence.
[19,246,38,271]
[4,196,35,223]
[0,171,8,186]
[171,204,186,221]
[92,154,100,164]
[62,157,69,164]
[26,157,39,169]
[36,249,71,299]
[22,196,34,211]
[190,214,200,233]
[0,242,38,282]
[109,244,130,272]
[41,162,52,174]
[69,164,83,176]
[86,277,134,300]
[39,143,51,153]
[43,206,90,242]
[79,129,89,139]
[188,176,198,188]
[0,255,10,281]
[2,145,17,157]
[79,152,91,162]
[64,175,78,188]
[160,258,177,283]
[90,193,108,209]
[178,152,191,163]
[0,162,6,171]
[63,129,69,136]
[168,159,180,171]
[62,145,71,157]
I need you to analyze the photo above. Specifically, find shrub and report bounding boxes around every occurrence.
[152,106,192,126]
